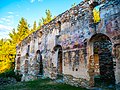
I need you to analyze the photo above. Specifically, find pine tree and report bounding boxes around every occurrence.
[17,17,30,41]
[72,3,76,7]
[31,21,37,33]
[38,9,53,29]
[42,9,52,25]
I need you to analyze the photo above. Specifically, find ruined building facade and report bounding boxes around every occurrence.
[15,0,120,88]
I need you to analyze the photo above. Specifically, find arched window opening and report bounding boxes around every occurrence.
[27,45,30,54]
[53,45,62,75]
[24,60,28,74]
[36,50,43,75]
[57,21,61,33]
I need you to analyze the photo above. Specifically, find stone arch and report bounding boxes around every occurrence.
[53,45,63,75]
[39,31,43,38]
[88,33,111,56]
[88,33,115,86]
[56,21,61,33]
[89,33,111,42]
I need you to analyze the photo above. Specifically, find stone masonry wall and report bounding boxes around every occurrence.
[15,0,120,88]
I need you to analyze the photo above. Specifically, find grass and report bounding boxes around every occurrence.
[0,78,87,90]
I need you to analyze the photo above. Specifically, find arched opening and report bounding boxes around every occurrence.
[53,45,62,75]
[89,33,115,86]
[36,50,43,75]
[57,21,61,33]
[24,60,28,74]
[39,31,43,38]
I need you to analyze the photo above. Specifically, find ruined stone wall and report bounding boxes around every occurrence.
[15,0,120,88]
[97,0,120,84]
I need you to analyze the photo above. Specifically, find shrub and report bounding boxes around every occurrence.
[0,69,22,81]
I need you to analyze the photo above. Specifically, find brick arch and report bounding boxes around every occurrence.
[89,33,111,42]
[53,45,62,51]
[88,33,115,86]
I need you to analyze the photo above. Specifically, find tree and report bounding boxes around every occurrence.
[38,9,53,29]
[9,17,30,44]
[17,17,30,41]
[37,19,43,29]
[42,9,52,25]
[31,21,37,33]
[72,3,76,7]
[9,29,19,44]
[0,39,15,73]
[0,17,30,74]
[33,21,37,31]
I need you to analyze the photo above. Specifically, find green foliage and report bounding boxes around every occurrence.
[9,17,31,44]
[38,9,53,29]
[42,9,52,24]
[0,17,30,74]
[0,69,22,81]
[72,3,76,7]
[16,17,30,42]
[0,39,15,73]
[31,21,37,33]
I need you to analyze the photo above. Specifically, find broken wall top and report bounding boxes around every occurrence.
[17,0,118,48]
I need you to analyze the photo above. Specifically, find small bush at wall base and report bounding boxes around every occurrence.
[0,69,22,82]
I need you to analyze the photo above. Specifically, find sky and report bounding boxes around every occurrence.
[0,0,83,39]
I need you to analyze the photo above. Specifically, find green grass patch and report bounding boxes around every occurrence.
[0,78,87,90]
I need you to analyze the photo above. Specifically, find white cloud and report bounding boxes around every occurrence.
[30,0,43,3]
[8,12,14,14]
[0,20,4,24]
[1,17,7,21]
[30,0,35,3]
[0,24,13,31]
[7,15,13,18]
[0,33,10,39]
[16,14,19,17]
[0,12,15,39]
[38,0,43,2]
[0,34,8,39]
[0,24,13,39]
[0,15,14,25]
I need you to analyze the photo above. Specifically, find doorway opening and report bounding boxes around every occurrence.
[54,45,62,75]
[89,33,115,86]
[36,50,43,75]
